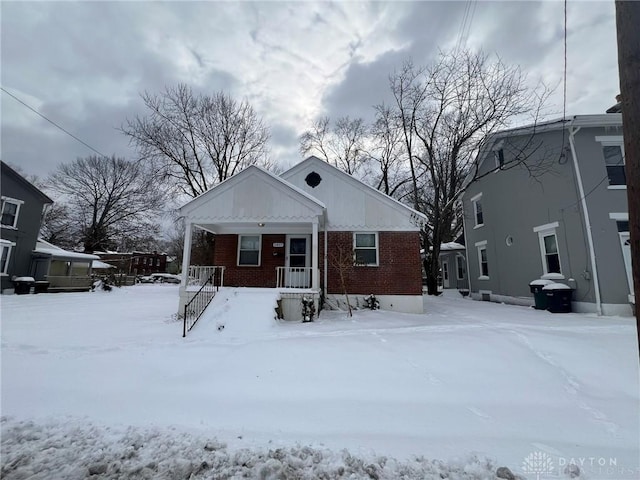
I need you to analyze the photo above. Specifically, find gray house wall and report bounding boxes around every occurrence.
[573,126,630,308]
[1,162,52,293]
[463,116,630,315]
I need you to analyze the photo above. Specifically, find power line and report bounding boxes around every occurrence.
[1,86,110,159]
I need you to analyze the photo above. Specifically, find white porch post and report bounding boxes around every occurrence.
[312,219,319,290]
[180,221,193,287]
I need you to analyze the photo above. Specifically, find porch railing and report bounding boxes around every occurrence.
[276,267,313,289]
[183,272,222,337]
[188,266,225,287]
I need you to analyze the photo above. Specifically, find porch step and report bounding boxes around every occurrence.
[192,288,281,336]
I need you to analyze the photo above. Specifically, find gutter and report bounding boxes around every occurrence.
[568,126,603,315]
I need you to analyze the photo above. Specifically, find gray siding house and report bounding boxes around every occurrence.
[462,114,632,316]
[439,241,468,290]
[1,161,53,293]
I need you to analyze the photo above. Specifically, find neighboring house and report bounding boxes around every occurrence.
[462,113,632,315]
[1,161,53,293]
[439,241,468,290]
[98,251,168,276]
[31,239,99,292]
[178,156,427,319]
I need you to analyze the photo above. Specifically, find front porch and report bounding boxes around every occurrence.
[180,265,321,323]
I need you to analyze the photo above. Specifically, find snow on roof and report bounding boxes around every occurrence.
[35,239,99,261]
[440,242,465,251]
[92,260,115,269]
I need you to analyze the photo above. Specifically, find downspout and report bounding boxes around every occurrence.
[569,126,603,315]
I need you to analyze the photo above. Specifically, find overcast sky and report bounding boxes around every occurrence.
[1,1,620,180]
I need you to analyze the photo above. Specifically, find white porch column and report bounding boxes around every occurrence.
[312,219,319,290]
[180,221,193,287]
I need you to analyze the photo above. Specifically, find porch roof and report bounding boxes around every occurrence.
[179,165,325,233]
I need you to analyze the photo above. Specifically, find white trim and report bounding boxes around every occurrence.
[534,224,562,276]
[0,242,14,275]
[570,127,602,315]
[456,255,465,281]
[353,232,379,267]
[470,192,483,202]
[607,185,627,190]
[476,243,489,279]
[595,135,624,143]
[532,221,559,233]
[237,234,262,267]
[0,196,24,205]
[609,213,629,221]
[1,197,22,229]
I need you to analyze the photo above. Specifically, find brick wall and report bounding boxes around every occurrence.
[322,231,423,295]
[213,231,422,295]
[213,234,285,287]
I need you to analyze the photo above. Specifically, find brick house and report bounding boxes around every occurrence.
[178,156,426,318]
[98,251,168,276]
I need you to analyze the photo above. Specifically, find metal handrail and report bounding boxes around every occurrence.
[183,271,221,337]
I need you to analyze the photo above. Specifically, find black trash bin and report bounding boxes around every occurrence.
[529,279,553,310]
[13,277,35,295]
[543,283,573,313]
[34,281,50,294]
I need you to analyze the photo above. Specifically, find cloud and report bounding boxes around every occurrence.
[1,0,619,180]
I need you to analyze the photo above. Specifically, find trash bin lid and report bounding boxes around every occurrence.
[13,276,35,282]
[542,282,571,290]
[529,279,554,286]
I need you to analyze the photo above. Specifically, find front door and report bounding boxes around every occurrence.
[286,235,311,288]
[619,232,633,297]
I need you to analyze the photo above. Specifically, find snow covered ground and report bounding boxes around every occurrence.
[1,285,639,479]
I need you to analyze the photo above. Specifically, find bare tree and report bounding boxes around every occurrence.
[300,116,368,175]
[329,241,355,317]
[122,84,270,198]
[39,203,77,250]
[47,156,165,253]
[367,104,414,198]
[389,49,551,295]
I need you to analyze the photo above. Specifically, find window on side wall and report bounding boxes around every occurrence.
[1,243,13,274]
[238,235,261,266]
[354,233,378,266]
[596,136,626,188]
[456,255,466,280]
[1,197,22,228]
[471,193,484,228]
[534,222,562,275]
[475,241,489,279]
[603,145,626,186]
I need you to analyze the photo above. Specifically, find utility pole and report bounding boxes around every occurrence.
[615,1,640,360]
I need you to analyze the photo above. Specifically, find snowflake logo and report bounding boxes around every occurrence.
[522,451,554,480]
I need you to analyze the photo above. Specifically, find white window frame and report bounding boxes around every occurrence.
[1,196,24,229]
[456,254,465,280]
[353,232,379,267]
[237,234,262,267]
[0,241,15,275]
[475,240,489,279]
[471,193,484,229]
[596,136,625,190]
[533,222,562,275]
